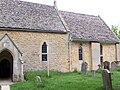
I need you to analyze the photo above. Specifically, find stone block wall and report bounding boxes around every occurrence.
[91,42,100,70]
[0,30,118,72]
[116,44,120,61]
[0,30,69,72]
[102,44,116,63]
[70,42,119,71]
[70,42,92,71]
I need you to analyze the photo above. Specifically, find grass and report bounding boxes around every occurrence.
[11,68,120,90]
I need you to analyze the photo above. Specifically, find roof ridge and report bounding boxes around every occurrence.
[9,0,54,7]
[61,10,119,43]
[0,0,66,32]
[60,10,98,17]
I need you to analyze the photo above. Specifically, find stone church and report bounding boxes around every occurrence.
[0,0,119,81]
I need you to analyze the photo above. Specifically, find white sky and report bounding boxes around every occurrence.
[21,0,120,28]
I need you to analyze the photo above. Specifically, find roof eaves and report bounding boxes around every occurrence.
[0,27,67,34]
[71,38,119,44]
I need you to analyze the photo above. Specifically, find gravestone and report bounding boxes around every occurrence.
[35,76,42,82]
[102,69,112,90]
[91,70,96,77]
[81,62,88,73]
[103,61,110,70]
[111,61,117,70]
[117,61,120,66]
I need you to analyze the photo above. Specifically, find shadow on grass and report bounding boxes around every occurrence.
[96,87,104,90]
[113,85,120,90]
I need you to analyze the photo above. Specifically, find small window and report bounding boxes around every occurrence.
[42,42,47,61]
[100,45,103,65]
[100,56,103,65]
[100,45,102,56]
[79,46,83,60]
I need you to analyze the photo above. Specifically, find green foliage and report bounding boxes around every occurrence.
[11,69,120,90]
[112,25,120,39]
[11,71,102,90]
[111,67,120,90]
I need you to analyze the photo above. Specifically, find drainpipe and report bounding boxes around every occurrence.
[68,32,71,72]
[53,1,71,71]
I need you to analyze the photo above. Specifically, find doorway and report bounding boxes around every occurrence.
[0,50,13,80]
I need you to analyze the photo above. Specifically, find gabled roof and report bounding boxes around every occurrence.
[0,0,66,32]
[0,0,119,43]
[60,11,119,43]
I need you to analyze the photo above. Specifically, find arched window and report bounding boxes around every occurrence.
[42,42,47,61]
[100,45,103,65]
[79,46,83,60]
[100,45,103,56]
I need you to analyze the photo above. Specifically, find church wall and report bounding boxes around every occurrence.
[91,42,100,70]
[0,30,69,72]
[116,44,120,61]
[102,43,116,63]
[70,42,118,71]
[0,30,118,72]
[70,42,92,71]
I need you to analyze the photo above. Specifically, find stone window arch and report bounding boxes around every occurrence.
[42,42,47,61]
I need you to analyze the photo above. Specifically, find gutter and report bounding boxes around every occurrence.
[53,1,72,71]
[0,27,67,34]
[71,38,120,44]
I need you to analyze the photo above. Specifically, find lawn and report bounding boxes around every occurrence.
[11,68,120,90]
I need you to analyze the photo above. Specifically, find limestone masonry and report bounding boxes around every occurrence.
[0,0,119,81]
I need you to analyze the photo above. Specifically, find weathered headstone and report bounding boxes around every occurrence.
[111,61,117,70]
[91,70,96,77]
[81,62,88,73]
[117,61,120,66]
[35,76,42,82]
[102,69,112,90]
[103,61,110,70]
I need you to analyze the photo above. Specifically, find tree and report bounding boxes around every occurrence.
[111,25,120,39]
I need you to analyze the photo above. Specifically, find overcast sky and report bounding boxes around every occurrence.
[21,0,120,28]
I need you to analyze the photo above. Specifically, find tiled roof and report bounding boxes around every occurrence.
[0,0,119,43]
[0,0,66,32]
[60,11,119,43]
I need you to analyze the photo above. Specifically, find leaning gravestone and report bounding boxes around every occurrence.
[111,61,117,70]
[102,69,112,90]
[103,61,110,70]
[81,62,88,73]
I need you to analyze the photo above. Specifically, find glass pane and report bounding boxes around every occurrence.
[42,54,47,61]
[42,42,47,53]
[100,45,102,55]
[79,47,82,60]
